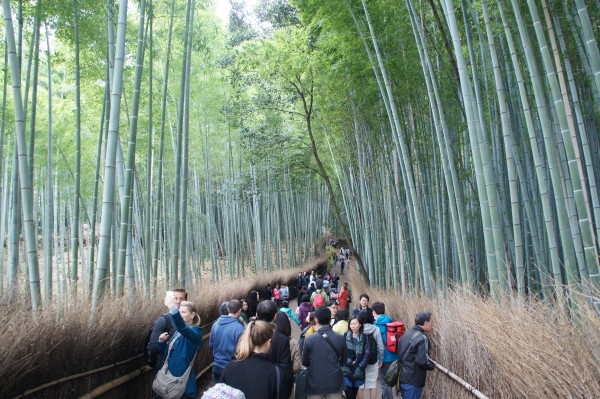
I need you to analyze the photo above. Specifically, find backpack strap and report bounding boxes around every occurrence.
[274,364,281,399]
[318,330,341,361]
[161,313,172,333]
[398,330,423,364]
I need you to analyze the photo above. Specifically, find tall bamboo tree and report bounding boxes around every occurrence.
[92,0,129,309]
[70,0,82,295]
[43,22,54,302]
[115,0,147,297]
[2,0,41,309]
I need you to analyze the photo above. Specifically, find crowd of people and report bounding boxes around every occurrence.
[148,261,435,399]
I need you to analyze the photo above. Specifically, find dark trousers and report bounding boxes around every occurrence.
[345,387,359,399]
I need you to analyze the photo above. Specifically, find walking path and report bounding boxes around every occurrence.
[289,254,353,340]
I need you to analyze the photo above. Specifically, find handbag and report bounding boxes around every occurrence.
[152,332,198,399]
[384,331,423,387]
[384,359,400,386]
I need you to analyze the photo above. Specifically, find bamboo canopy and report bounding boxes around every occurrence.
[0,0,596,316]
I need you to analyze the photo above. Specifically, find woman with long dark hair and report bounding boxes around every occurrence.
[247,290,259,320]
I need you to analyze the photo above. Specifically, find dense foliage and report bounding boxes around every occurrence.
[0,0,598,314]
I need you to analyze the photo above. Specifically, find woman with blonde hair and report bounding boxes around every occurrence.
[221,320,280,399]
[156,300,203,399]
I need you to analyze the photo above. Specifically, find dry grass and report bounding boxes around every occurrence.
[4,250,597,399]
[0,254,328,399]
[346,272,600,399]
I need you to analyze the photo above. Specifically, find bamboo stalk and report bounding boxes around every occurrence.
[77,366,151,399]
[10,355,144,399]
[432,359,490,399]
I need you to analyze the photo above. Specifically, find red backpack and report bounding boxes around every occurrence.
[314,292,325,307]
[385,321,405,353]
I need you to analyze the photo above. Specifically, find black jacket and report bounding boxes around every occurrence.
[397,325,434,387]
[351,306,375,324]
[268,330,294,399]
[148,313,176,371]
[222,353,279,399]
[301,326,348,395]
[263,287,273,300]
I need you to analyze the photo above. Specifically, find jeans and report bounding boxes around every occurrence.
[212,365,224,384]
[379,362,393,399]
[400,383,423,399]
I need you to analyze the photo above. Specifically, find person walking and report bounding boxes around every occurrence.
[297,294,315,330]
[279,300,301,327]
[274,310,303,375]
[397,311,435,399]
[209,299,245,383]
[221,320,280,399]
[310,281,329,308]
[263,284,273,301]
[280,284,290,301]
[247,290,259,320]
[257,300,294,399]
[351,294,374,324]
[301,307,347,399]
[358,312,383,399]
[332,308,349,335]
[372,302,398,399]
[297,272,305,295]
[273,284,281,306]
[342,314,371,399]
[155,300,203,399]
[338,283,349,310]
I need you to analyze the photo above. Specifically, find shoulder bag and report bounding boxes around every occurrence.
[384,331,423,387]
[318,330,342,361]
[153,332,198,399]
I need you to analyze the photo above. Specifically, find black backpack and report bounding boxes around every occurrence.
[144,314,172,368]
[365,333,378,365]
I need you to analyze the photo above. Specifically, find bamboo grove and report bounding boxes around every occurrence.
[323,0,600,309]
[0,0,598,313]
[0,0,331,310]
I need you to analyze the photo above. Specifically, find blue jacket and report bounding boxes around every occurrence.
[209,315,245,368]
[375,314,398,363]
[159,310,203,398]
[280,307,300,326]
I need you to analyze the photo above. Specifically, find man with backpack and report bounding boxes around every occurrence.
[147,288,187,371]
[372,302,399,399]
[302,306,347,399]
[396,311,435,399]
[310,281,329,308]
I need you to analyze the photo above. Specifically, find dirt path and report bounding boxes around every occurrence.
[290,255,353,340]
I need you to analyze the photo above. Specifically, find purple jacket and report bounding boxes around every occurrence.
[297,301,314,329]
